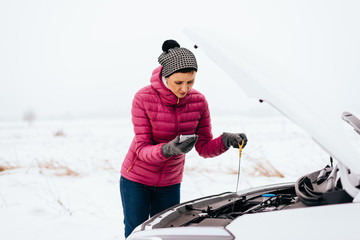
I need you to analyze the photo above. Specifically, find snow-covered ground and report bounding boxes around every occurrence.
[0,114,330,240]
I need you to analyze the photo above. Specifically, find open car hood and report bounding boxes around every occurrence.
[184,1,360,175]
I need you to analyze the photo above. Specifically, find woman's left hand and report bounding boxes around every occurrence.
[222,132,248,149]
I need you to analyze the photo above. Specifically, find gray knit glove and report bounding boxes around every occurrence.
[222,132,248,149]
[161,135,198,158]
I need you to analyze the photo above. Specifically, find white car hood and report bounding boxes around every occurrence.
[226,202,360,239]
[184,1,360,175]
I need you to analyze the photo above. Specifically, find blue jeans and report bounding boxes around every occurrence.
[120,176,180,238]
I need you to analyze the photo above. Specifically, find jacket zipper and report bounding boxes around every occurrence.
[126,160,135,173]
[175,101,179,133]
[155,102,179,187]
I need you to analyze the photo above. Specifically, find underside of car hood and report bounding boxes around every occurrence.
[183,1,360,175]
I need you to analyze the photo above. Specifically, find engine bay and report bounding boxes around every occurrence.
[163,187,300,228]
[141,165,355,230]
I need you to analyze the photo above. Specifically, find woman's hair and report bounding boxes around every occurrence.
[169,67,197,77]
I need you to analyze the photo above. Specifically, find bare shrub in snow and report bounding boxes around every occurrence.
[40,176,74,216]
[227,168,239,175]
[0,193,7,208]
[23,110,36,126]
[184,166,210,173]
[250,161,284,178]
[56,198,73,216]
[38,161,80,177]
[103,159,115,171]
[54,130,66,137]
[0,162,19,172]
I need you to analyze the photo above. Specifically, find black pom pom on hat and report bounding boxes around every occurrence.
[162,40,180,53]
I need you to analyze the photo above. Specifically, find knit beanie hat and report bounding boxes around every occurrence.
[158,40,198,78]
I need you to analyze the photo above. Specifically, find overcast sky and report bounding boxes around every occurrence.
[1,0,359,122]
[1,0,261,121]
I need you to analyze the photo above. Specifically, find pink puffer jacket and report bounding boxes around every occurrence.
[120,66,228,186]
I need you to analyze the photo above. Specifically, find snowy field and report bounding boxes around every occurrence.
[0,114,330,240]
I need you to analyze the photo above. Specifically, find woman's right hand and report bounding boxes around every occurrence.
[161,135,198,157]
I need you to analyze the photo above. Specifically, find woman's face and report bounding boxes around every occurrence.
[166,71,196,98]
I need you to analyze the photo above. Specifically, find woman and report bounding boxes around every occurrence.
[120,39,247,238]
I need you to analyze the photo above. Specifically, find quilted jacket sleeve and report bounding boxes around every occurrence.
[131,93,169,164]
[195,100,228,158]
